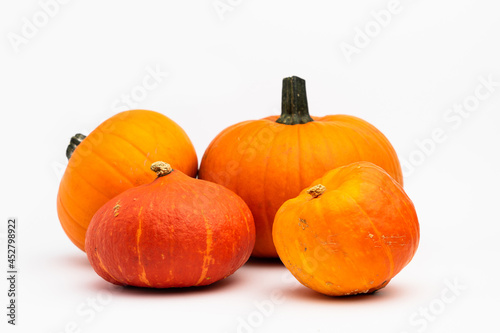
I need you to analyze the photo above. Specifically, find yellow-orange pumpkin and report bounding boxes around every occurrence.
[86,162,255,288]
[273,162,419,296]
[199,76,403,257]
[57,110,198,251]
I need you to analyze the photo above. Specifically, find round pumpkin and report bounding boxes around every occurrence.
[57,110,198,251]
[272,162,419,296]
[85,162,255,288]
[199,76,403,257]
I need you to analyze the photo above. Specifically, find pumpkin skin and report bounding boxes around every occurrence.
[199,77,403,257]
[57,110,198,252]
[272,162,419,296]
[85,162,255,288]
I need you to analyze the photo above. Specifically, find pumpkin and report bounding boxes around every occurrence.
[57,110,198,251]
[85,161,255,288]
[199,76,403,257]
[272,162,419,296]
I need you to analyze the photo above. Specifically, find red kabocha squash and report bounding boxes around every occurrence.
[85,162,255,288]
[57,110,198,251]
[272,162,419,296]
[199,76,403,257]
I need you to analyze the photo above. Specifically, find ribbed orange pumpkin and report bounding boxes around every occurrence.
[273,162,419,296]
[199,76,403,257]
[86,162,255,288]
[57,110,198,251]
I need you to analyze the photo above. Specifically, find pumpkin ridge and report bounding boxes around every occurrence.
[316,122,338,171]
[342,191,395,280]
[234,200,256,267]
[204,120,255,155]
[311,190,352,292]
[318,117,403,185]
[195,214,213,286]
[382,194,416,271]
[258,124,287,256]
[255,124,291,256]
[136,206,152,287]
[109,110,166,140]
[233,122,270,196]
[334,118,403,184]
[357,162,416,244]
[58,214,85,250]
[281,199,344,295]
[375,175,419,264]
[396,187,419,249]
[329,121,365,164]
[70,164,124,200]
[296,124,303,193]
[138,113,198,173]
[128,111,165,134]
[104,131,156,166]
[95,249,121,284]
[141,110,190,142]
[89,149,138,187]
[342,124,364,161]
[301,123,326,185]
[200,120,256,185]
[355,125,400,182]
[58,177,112,240]
[57,191,89,232]
[235,199,251,235]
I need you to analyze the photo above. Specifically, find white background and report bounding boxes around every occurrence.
[1,0,499,332]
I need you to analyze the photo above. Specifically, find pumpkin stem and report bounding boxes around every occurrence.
[151,161,173,177]
[276,76,314,125]
[66,133,87,160]
[307,184,326,198]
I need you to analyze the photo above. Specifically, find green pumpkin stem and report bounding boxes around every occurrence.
[276,76,314,125]
[66,133,86,160]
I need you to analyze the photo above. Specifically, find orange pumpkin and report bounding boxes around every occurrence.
[86,162,255,288]
[57,110,198,251]
[272,162,419,296]
[199,76,403,257]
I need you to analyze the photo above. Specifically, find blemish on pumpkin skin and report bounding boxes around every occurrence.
[299,218,308,230]
[113,201,121,217]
